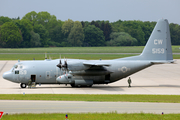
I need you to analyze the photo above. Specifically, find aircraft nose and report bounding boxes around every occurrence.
[3,71,13,81]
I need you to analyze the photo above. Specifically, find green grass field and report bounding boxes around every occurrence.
[1,94,180,103]
[0,46,180,53]
[0,46,179,60]
[1,94,180,119]
[0,53,179,60]
[0,54,137,60]
[2,112,180,120]
[0,46,144,53]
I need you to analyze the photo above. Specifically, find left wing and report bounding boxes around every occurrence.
[83,61,111,66]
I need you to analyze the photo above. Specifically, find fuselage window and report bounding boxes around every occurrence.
[15,70,19,74]
[68,76,71,79]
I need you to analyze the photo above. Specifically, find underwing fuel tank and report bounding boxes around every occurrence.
[56,74,93,86]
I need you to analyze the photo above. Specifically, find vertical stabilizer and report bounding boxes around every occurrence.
[141,19,173,61]
[118,19,173,62]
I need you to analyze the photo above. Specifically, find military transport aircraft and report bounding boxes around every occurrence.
[3,19,174,88]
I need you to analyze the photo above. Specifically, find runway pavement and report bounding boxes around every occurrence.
[1,100,180,114]
[0,60,180,95]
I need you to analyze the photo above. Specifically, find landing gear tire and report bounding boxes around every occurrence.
[20,83,26,88]
[87,85,92,87]
[71,84,75,87]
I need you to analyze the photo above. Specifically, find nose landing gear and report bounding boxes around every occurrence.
[20,83,27,88]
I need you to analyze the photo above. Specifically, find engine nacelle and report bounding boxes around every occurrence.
[56,74,73,84]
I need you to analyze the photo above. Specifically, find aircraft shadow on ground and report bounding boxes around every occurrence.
[14,85,124,92]
[126,85,180,88]
[14,84,180,90]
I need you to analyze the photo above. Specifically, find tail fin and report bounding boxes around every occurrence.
[119,19,174,63]
[141,19,173,61]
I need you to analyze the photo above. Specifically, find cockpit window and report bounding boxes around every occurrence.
[12,68,14,72]
[14,65,18,69]
[15,70,19,74]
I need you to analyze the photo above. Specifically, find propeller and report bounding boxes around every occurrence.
[62,57,68,69]
[64,58,68,74]
[56,55,62,75]
[56,55,69,75]
[57,55,62,70]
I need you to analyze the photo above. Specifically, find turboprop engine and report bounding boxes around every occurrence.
[56,74,73,84]
[56,58,91,72]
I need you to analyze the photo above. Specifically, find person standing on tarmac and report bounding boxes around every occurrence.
[128,77,132,87]
[28,79,32,88]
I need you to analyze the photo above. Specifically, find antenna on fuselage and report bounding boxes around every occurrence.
[45,52,47,59]
[49,55,52,60]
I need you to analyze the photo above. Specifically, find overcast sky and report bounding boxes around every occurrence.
[0,0,180,24]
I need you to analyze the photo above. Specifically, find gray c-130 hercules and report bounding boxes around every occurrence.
[3,19,174,88]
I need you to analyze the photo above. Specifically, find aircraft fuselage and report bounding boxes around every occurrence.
[3,59,152,86]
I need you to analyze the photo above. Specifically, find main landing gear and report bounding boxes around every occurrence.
[70,84,93,87]
[20,83,27,88]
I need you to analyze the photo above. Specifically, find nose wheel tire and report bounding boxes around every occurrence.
[20,83,27,88]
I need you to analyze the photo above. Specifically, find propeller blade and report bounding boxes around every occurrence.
[57,56,68,75]
[60,54,62,65]
[65,60,67,68]
[60,61,61,76]
[56,58,62,69]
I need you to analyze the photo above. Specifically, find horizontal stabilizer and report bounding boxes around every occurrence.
[151,60,175,64]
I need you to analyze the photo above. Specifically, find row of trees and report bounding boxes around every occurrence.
[0,11,180,48]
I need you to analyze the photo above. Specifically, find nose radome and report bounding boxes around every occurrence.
[3,71,13,81]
